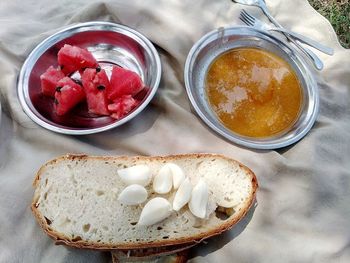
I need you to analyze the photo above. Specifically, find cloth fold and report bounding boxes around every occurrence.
[0,0,349,262]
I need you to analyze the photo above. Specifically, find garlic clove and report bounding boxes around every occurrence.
[117,165,152,186]
[189,179,209,219]
[118,184,148,205]
[138,197,172,226]
[173,177,192,211]
[167,163,186,189]
[153,165,173,194]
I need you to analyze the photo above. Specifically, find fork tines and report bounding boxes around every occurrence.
[239,9,254,26]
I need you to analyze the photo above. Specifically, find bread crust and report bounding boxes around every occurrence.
[111,249,190,263]
[111,244,192,262]
[31,153,258,250]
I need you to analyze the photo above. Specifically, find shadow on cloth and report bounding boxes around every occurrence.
[62,247,111,263]
[188,201,257,259]
[0,110,15,168]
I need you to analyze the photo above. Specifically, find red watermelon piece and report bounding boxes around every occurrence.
[57,44,98,75]
[108,66,144,100]
[81,68,110,115]
[54,77,86,116]
[108,95,139,120]
[40,66,65,97]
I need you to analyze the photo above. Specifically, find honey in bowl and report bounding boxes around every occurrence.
[206,48,303,138]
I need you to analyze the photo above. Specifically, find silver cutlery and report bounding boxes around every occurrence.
[232,0,327,70]
[240,9,333,55]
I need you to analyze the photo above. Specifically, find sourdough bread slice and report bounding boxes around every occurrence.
[111,245,191,262]
[111,249,189,263]
[31,154,258,250]
[111,243,194,260]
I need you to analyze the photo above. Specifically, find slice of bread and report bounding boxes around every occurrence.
[111,252,188,263]
[111,243,194,260]
[111,249,189,263]
[31,154,258,250]
[111,245,191,262]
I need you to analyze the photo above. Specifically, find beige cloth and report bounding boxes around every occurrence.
[0,0,349,262]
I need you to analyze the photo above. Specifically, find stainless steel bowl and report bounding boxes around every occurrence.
[17,22,161,135]
[184,26,319,149]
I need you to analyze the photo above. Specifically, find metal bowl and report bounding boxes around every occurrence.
[184,26,319,150]
[17,22,161,135]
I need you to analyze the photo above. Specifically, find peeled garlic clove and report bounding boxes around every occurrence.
[189,179,208,219]
[173,177,192,211]
[167,163,185,189]
[153,165,173,194]
[138,197,172,226]
[118,184,148,205]
[117,165,152,186]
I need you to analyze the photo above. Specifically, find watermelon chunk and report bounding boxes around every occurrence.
[40,66,65,97]
[54,77,86,116]
[108,67,144,100]
[81,68,110,115]
[108,95,139,120]
[57,44,97,74]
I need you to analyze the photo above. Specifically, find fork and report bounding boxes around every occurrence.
[240,9,333,55]
[232,0,325,70]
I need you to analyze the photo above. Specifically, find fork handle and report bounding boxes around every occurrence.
[259,2,324,70]
[270,28,333,55]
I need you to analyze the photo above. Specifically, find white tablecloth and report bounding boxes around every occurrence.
[0,0,349,262]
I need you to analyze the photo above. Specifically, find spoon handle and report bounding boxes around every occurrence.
[259,2,324,70]
[270,28,333,55]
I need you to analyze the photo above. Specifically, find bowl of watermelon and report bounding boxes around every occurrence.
[17,22,161,135]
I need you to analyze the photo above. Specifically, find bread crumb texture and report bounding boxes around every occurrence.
[32,154,257,248]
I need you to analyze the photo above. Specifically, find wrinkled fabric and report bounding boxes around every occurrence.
[0,0,349,262]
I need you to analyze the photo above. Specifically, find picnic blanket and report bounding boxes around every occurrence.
[0,0,349,262]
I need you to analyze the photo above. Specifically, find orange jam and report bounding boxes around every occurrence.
[206,48,302,138]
